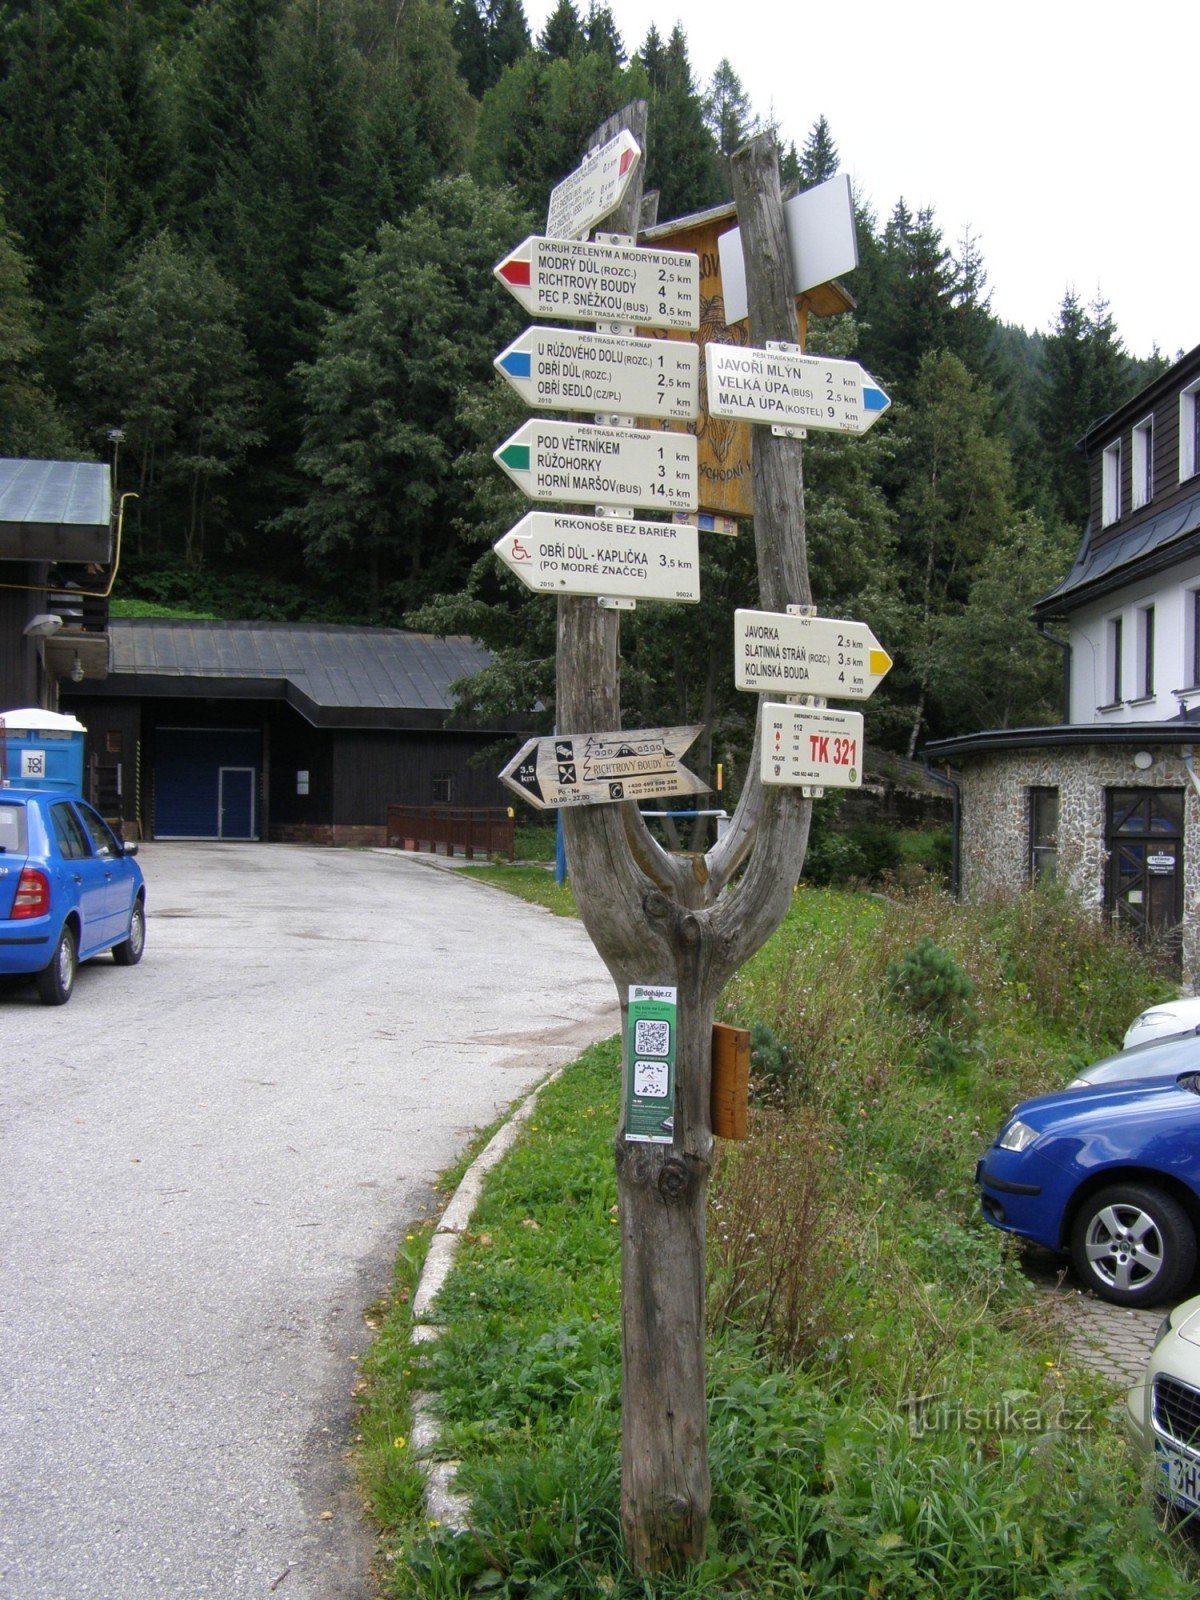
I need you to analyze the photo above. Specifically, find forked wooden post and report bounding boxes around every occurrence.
[556,125,812,1571]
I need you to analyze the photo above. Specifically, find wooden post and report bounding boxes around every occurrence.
[554,123,811,1572]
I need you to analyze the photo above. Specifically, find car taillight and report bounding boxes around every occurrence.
[12,867,50,919]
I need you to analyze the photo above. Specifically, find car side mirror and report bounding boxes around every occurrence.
[122,842,139,857]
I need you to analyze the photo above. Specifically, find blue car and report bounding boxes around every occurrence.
[0,786,145,1005]
[978,1076,1200,1307]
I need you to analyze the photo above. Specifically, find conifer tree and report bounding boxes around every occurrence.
[636,23,723,216]
[798,115,839,188]
[539,0,581,58]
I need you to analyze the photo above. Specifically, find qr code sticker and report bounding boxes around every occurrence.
[634,1018,670,1057]
[634,1060,668,1098]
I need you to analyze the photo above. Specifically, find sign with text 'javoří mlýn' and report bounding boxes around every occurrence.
[494,420,697,512]
[494,512,700,602]
[760,704,864,789]
[495,327,699,420]
[734,609,892,699]
[495,237,701,331]
[706,345,890,434]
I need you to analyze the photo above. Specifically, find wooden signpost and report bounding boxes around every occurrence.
[488,103,892,1575]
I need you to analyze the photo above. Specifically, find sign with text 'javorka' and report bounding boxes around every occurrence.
[734,609,892,699]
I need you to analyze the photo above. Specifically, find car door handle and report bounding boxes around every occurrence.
[73,873,82,884]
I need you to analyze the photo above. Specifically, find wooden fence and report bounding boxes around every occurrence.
[386,804,515,861]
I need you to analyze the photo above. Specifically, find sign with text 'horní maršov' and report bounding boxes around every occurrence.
[495,328,699,421]
[499,726,707,811]
[495,420,698,512]
[495,237,701,331]
[760,704,864,789]
[494,512,700,602]
[734,609,893,698]
[546,127,641,240]
[706,345,890,434]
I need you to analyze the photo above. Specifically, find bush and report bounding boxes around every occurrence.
[887,935,975,1024]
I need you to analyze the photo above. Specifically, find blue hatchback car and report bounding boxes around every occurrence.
[978,1075,1200,1307]
[0,786,146,1005]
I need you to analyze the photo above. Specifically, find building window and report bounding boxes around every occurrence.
[1030,788,1059,883]
[1108,614,1124,703]
[1131,416,1154,508]
[431,775,453,804]
[1181,381,1200,481]
[1137,604,1155,698]
[1102,440,1122,525]
[1192,591,1200,687]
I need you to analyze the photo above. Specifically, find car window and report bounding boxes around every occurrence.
[74,802,121,859]
[0,803,26,854]
[51,802,92,861]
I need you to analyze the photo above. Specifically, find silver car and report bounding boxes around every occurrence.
[1067,1030,1200,1091]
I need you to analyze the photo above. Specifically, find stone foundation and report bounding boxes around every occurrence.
[955,742,1200,988]
[269,822,387,848]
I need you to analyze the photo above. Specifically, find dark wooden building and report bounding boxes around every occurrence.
[62,619,524,844]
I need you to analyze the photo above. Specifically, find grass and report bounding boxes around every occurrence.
[358,880,1190,1598]
[458,864,577,917]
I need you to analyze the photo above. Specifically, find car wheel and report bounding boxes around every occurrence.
[1069,1184,1197,1307]
[112,899,145,967]
[35,923,77,1007]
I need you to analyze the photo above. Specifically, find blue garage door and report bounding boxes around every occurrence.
[154,729,261,839]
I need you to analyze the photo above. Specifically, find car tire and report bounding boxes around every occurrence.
[1069,1183,1197,1307]
[112,899,146,967]
[35,923,77,1007]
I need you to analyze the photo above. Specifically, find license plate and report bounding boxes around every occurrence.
[1156,1441,1200,1510]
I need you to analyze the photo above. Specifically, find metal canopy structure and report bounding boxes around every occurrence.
[0,458,112,564]
[1033,485,1200,618]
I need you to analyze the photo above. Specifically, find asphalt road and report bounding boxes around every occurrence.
[0,844,617,1600]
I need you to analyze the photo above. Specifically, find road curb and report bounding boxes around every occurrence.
[407,1065,568,1531]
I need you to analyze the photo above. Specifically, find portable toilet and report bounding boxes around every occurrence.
[0,708,87,794]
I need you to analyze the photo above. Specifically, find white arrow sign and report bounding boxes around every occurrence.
[495,237,701,331]
[734,609,893,699]
[761,704,864,789]
[495,327,699,420]
[494,512,700,602]
[495,420,698,512]
[546,128,641,240]
[500,725,708,811]
[706,345,890,434]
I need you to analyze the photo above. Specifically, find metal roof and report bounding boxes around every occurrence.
[0,458,111,533]
[98,619,494,728]
[925,718,1200,762]
[1033,484,1200,617]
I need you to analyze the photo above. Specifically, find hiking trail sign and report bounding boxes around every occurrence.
[546,127,641,240]
[495,327,699,420]
[500,725,708,810]
[706,344,890,434]
[760,703,864,789]
[494,512,700,602]
[733,608,892,698]
[495,237,701,331]
[495,420,698,512]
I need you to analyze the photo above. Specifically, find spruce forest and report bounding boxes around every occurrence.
[0,0,1171,758]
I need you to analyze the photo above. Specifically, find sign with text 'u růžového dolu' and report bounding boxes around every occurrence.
[706,344,890,434]
[761,704,864,789]
[495,237,701,331]
[496,328,700,421]
[546,127,641,240]
[494,512,700,602]
[499,726,707,812]
[625,984,677,1144]
[734,609,892,699]
[495,420,697,513]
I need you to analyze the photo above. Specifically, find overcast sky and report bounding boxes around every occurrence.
[523,0,1198,360]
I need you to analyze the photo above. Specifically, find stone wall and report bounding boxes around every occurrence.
[269,822,387,847]
[956,743,1200,988]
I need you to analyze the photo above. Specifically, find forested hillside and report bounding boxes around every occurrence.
[0,0,1168,753]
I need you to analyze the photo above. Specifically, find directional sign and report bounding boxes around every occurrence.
[546,128,641,240]
[495,237,701,331]
[495,327,699,420]
[494,512,700,602]
[734,609,892,698]
[495,420,698,512]
[761,704,864,789]
[500,725,708,811]
[706,345,890,435]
